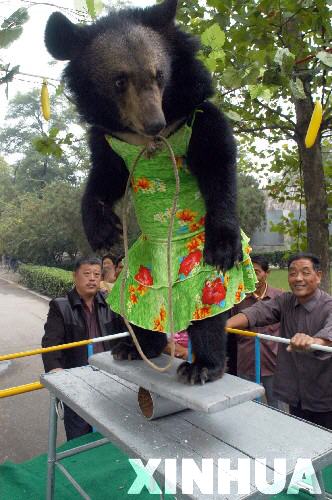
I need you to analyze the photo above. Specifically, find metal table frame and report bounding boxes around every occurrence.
[42,366,332,500]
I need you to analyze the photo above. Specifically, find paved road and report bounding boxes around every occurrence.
[0,278,66,464]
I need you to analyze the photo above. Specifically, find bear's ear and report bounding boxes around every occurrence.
[45,12,85,60]
[144,0,178,27]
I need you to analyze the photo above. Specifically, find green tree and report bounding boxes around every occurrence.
[0,8,29,95]
[178,0,332,291]
[0,182,90,264]
[0,157,17,213]
[0,88,90,193]
[237,173,266,238]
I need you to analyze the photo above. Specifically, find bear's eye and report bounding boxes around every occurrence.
[114,75,128,91]
[156,70,164,86]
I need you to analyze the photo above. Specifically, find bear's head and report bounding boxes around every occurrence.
[45,0,213,137]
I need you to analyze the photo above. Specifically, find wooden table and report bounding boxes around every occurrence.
[41,362,332,499]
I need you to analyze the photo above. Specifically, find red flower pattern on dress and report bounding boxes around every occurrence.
[176,209,197,223]
[202,277,226,305]
[186,232,205,252]
[133,177,151,193]
[137,284,148,296]
[235,282,245,303]
[189,222,200,232]
[178,250,202,277]
[160,305,166,322]
[128,283,148,307]
[193,305,211,320]
[134,265,153,286]
[153,305,167,332]
[187,237,200,252]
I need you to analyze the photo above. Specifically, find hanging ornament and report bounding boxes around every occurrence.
[41,79,51,121]
[305,100,322,148]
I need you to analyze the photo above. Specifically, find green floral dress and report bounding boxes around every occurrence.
[106,122,256,333]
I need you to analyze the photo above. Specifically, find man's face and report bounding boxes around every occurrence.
[253,263,268,289]
[74,264,102,298]
[288,258,321,302]
[102,258,115,269]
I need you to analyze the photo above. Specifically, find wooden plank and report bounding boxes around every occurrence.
[184,402,332,474]
[89,352,265,414]
[41,367,262,499]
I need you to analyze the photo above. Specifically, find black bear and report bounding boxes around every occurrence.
[45,0,256,384]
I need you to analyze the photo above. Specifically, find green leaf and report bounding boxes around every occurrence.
[224,110,242,122]
[94,0,103,16]
[221,68,242,88]
[205,54,217,72]
[317,51,332,68]
[201,24,225,50]
[63,133,74,145]
[33,137,51,155]
[248,84,273,102]
[289,78,306,100]
[49,127,60,139]
[274,48,295,75]
[85,0,96,19]
[0,8,28,48]
[0,65,20,85]
[0,27,23,48]
[262,67,283,86]
[1,8,29,29]
[55,83,64,97]
[243,66,260,85]
[207,0,227,9]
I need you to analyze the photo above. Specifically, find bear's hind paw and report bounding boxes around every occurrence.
[112,342,140,361]
[177,361,224,385]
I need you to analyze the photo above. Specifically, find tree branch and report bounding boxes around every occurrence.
[255,99,296,128]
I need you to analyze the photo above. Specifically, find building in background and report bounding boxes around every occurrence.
[251,196,305,252]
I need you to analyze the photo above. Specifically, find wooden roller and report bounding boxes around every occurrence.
[138,387,187,420]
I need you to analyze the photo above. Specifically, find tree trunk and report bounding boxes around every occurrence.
[294,96,330,293]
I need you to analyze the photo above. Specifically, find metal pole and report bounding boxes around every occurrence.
[255,336,261,385]
[46,394,58,500]
[255,336,261,402]
[0,331,130,362]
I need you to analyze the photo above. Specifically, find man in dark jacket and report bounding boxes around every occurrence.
[42,256,125,440]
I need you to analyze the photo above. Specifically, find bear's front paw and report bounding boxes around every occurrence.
[204,225,243,272]
[177,361,225,385]
[112,342,140,361]
[84,205,123,251]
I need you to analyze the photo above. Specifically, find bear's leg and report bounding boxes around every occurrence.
[177,312,228,384]
[111,326,167,360]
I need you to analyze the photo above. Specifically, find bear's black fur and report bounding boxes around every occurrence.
[45,0,241,384]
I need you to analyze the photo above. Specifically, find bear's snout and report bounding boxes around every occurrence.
[143,118,166,137]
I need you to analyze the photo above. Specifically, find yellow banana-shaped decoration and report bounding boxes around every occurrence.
[305,100,322,148]
[41,79,51,121]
